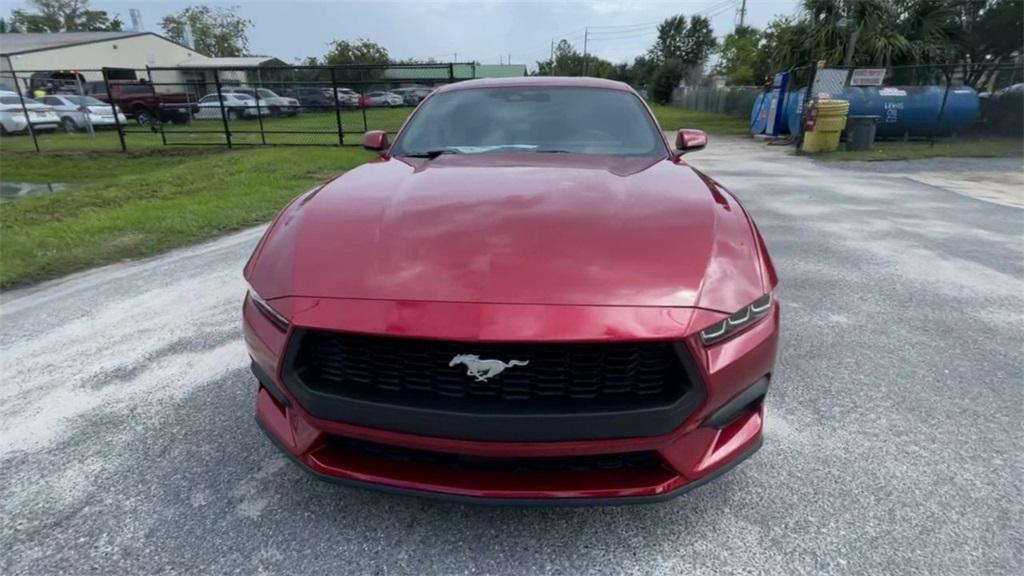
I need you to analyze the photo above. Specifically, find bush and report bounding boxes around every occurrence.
[979,84,1023,136]
[650,60,684,104]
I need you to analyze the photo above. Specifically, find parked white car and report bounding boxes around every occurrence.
[0,92,60,134]
[334,88,361,108]
[36,94,128,132]
[364,91,404,107]
[222,87,299,116]
[390,86,434,105]
[195,93,265,120]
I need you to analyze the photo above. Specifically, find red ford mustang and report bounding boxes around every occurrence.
[244,77,778,504]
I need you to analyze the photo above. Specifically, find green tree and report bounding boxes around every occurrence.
[648,14,716,67]
[628,55,657,89]
[761,16,814,71]
[534,39,615,77]
[650,59,685,103]
[715,26,769,85]
[647,14,717,94]
[680,16,717,69]
[6,0,122,32]
[323,39,390,66]
[160,5,252,57]
[650,15,689,63]
[951,0,1024,86]
[760,0,966,70]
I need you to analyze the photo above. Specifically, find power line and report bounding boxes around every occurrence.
[587,29,659,40]
[700,0,739,17]
[586,21,661,30]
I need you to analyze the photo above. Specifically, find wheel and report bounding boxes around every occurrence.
[61,117,78,133]
[170,115,192,125]
[228,109,240,121]
[135,110,156,126]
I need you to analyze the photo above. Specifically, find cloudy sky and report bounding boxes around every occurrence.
[1,0,802,67]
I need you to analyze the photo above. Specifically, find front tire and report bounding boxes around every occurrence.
[61,117,78,133]
[135,110,156,127]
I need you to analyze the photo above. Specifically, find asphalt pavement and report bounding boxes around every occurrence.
[2,138,1021,575]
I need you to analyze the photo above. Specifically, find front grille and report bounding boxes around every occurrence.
[290,330,692,413]
[328,435,665,474]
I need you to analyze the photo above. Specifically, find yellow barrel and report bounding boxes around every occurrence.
[803,99,849,153]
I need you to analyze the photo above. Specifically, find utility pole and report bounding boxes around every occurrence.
[453,52,457,62]
[550,40,555,75]
[508,52,511,65]
[738,0,747,28]
[582,27,589,76]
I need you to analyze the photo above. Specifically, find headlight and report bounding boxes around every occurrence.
[248,287,289,330]
[699,293,773,346]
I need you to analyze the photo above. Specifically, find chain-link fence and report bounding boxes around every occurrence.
[0,63,465,153]
[671,85,761,119]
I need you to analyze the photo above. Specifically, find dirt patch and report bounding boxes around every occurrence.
[907,170,1024,209]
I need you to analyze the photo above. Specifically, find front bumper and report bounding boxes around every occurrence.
[84,113,127,126]
[245,297,779,503]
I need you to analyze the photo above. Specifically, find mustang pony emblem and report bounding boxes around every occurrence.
[449,354,529,382]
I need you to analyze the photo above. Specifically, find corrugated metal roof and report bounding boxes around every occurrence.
[473,64,528,78]
[0,32,151,55]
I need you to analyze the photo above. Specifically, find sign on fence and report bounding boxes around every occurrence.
[849,68,887,86]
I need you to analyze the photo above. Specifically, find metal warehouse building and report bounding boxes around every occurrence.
[0,31,214,91]
[0,31,284,97]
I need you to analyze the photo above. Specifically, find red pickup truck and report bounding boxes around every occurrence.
[83,80,198,125]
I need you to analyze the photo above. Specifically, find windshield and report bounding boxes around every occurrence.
[0,95,40,105]
[66,95,106,106]
[257,88,277,98]
[392,86,665,157]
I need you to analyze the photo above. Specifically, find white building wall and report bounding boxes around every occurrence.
[4,34,209,93]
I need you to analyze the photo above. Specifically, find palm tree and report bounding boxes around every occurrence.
[797,0,958,68]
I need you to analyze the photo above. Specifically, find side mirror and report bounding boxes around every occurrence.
[675,129,708,154]
[362,130,389,152]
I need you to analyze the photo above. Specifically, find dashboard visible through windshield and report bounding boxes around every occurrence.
[392,86,666,157]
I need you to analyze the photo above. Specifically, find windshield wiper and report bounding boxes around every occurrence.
[402,149,459,159]
[533,149,572,154]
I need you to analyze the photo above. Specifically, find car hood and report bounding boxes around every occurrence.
[249,154,765,312]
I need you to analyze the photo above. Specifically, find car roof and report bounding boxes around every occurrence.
[434,76,634,95]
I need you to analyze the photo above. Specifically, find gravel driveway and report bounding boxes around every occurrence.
[2,138,1021,575]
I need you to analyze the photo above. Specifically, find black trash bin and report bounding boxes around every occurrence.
[846,115,879,151]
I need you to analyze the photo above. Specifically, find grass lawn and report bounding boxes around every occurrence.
[0,146,375,287]
[817,137,1024,161]
[648,105,751,135]
[0,105,747,287]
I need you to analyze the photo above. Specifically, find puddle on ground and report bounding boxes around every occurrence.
[0,182,73,200]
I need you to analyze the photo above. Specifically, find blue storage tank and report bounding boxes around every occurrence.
[780,86,979,138]
[842,86,978,137]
